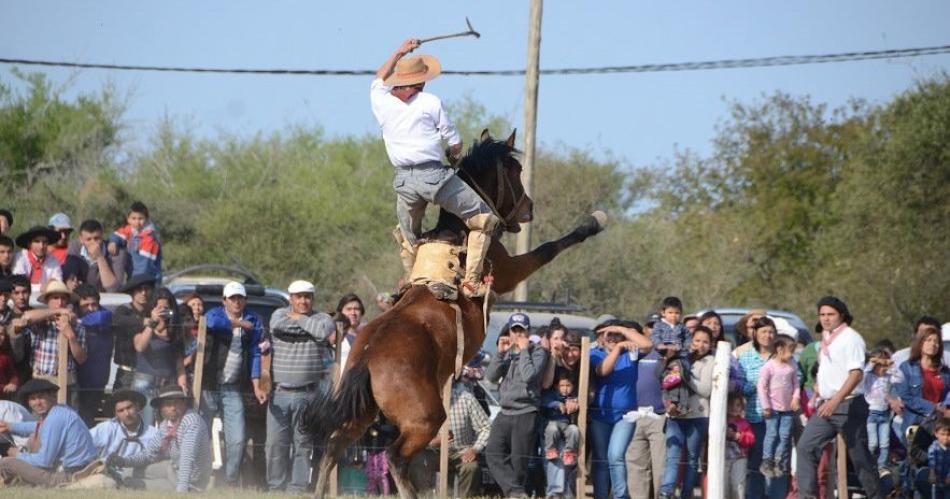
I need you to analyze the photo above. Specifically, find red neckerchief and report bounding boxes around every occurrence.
[820,323,848,357]
[25,250,46,285]
[159,418,183,454]
[28,413,47,453]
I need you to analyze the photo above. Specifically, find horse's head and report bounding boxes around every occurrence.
[456,129,534,233]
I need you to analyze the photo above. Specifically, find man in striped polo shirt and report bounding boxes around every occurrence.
[265,279,336,492]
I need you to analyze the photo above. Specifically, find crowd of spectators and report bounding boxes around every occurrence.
[0,205,949,499]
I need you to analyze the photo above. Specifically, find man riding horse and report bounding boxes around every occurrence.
[371,38,499,298]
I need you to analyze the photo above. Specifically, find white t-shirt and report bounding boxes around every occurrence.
[0,400,34,448]
[817,326,867,400]
[370,78,461,168]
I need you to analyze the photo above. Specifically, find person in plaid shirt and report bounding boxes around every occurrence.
[13,280,87,408]
[431,381,491,498]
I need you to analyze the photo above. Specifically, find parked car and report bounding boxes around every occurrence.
[693,307,814,346]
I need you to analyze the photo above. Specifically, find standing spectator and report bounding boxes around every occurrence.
[12,280,87,408]
[652,297,690,417]
[683,315,699,335]
[864,347,894,475]
[179,293,204,382]
[589,319,652,499]
[7,275,33,386]
[75,283,114,427]
[733,309,766,358]
[132,287,187,427]
[0,279,18,400]
[540,318,572,390]
[12,226,62,293]
[0,235,15,278]
[89,390,160,488]
[441,380,492,498]
[659,326,715,499]
[68,219,127,292]
[0,210,12,236]
[737,316,781,498]
[266,280,336,493]
[60,254,88,292]
[895,326,950,437]
[928,417,950,496]
[485,313,548,498]
[336,293,364,369]
[756,335,801,478]
[46,213,72,265]
[725,394,755,499]
[111,275,156,390]
[201,281,265,487]
[111,385,212,493]
[701,310,744,393]
[795,296,883,499]
[108,201,162,282]
[626,317,668,499]
[0,379,97,487]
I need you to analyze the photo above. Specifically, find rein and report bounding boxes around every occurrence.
[458,159,528,232]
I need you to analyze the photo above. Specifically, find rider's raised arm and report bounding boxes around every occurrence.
[376,38,420,82]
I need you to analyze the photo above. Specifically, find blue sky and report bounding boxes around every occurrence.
[1,1,948,168]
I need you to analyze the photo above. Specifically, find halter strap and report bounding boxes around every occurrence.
[458,160,528,232]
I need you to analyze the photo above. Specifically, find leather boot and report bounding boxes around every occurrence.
[461,213,500,298]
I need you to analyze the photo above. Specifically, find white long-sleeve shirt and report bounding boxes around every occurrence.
[370,78,461,167]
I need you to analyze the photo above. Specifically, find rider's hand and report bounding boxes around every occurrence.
[398,39,420,56]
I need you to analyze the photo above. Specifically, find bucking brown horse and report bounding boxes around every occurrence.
[301,129,606,499]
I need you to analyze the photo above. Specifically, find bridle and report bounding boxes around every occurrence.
[457,158,530,232]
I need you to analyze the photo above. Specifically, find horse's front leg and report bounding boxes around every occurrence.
[490,211,606,294]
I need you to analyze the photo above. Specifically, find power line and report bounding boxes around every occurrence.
[0,44,948,77]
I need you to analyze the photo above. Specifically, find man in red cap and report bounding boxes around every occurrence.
[371,39,499,298]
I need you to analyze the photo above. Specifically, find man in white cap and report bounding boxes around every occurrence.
[264,279,336,492]
[199,281,264,487]
[46,213,72,265]
[372,39,500,298]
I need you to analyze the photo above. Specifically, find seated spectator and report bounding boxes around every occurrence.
[111,274,157,390]
[61,254,89,292]
[11,280,87,408]
[0,209,12,236]
[110,385,212,493]
[12,226,62,293]
[108,201,162,282]
[0,398,33,455]
[485,313,548,498]
[0,379,98,487]
[589,319,652,499]
[68,219,127,292]
[542,371,580,464]
[46,213,73,265]
[89,389,159,487]
[132,287,187,427]
[0,235,14,278]
[895,325,950,437]
[201,281,265,487]
[266,280,336,492]
[75,283,114,427]
[431,380,491,498]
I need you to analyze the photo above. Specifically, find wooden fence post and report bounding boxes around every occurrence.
[191,317,207,408]
[56,332,68,404]
[706,341,733,499]
[836,434,848,498]
[329,323,345,498]
[575,336,591,497]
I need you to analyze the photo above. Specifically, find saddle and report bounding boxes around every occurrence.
[407,240,465,301]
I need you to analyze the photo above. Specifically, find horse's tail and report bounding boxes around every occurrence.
[300,358,374,450]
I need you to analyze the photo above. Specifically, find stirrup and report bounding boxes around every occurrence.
[461,280,490,298]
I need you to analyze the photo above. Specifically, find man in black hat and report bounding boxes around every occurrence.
[11,226,62,293]
[111,385,211,492]
[110,274,156,390]
[795,296,882,499]
[89,389,158,487]
[0,378,97,487]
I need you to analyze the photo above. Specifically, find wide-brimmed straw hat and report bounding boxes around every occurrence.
[383,55,442,87]
[38,279,77,304]
[15,225,60,249]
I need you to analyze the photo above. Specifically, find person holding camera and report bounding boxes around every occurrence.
[130,286,187,427]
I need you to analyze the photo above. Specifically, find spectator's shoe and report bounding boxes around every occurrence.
[545,448,559,460]
[759,459,775,478]
[772,461,787,477]
[562,450,577,466]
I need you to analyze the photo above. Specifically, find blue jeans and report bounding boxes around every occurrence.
[266,382,327,492]
[763,411,795,465]
[129,372,164,428]
[660,417,708,498]
[867,409,891,470]
[589,417,636,499]
[747,421,789,499]
[202,383,245,485]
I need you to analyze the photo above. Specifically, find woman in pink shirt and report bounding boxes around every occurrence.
[756,335,801,478]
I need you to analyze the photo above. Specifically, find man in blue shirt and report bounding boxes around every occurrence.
[89,389,158,488]
[0,379,97,486]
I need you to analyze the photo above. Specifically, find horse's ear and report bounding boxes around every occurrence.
[480,129,492,144]
[505,129,517,148]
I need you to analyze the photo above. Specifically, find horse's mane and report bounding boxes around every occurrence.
[456,137,521,176]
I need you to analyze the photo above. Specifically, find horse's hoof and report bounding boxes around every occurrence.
[591,210,608,228]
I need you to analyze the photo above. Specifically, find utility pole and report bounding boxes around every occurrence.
[514,0,542,302]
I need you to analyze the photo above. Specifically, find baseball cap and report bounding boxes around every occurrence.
[287,280,316,295]
[48,213,72,230]
[223,282,246,298]
[506,313,530,331]
[770,316,799,341]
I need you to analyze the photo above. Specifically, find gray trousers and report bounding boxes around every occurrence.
[626,412,667,499]
[393,162,490,247]
[0,456,73,487]
[724,457,747,499]
[795,397,882,499]
[544,420,580,451]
